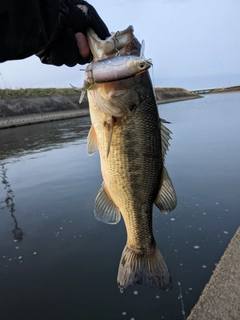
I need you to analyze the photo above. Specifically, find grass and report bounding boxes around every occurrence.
[155,87,195,94]
[0,88,79,99]
[212,85,240,93]
[0,87,192,99]
[1,85,238,100]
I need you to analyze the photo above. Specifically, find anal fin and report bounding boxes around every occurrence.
[155,167,177,214]
[94,182,121,224]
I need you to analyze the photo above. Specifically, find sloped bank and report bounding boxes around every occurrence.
[0,87,201,129]
[155,87,201,104]
[0,94,89,129]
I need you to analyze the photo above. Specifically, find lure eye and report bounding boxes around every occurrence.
[139,63,145,69]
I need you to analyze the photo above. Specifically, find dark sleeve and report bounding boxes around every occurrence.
[0,0,110,66]
[0,0,70,62]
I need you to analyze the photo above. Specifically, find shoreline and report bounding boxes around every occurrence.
[0,85,239,129]
[0,109,89,129]
[0,94,89,129]
[157,95,203,104]
[187,227,240,319]
[0,87,201,129]
[0,95,200,130]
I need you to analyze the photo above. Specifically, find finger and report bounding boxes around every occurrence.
[75,32,90,58]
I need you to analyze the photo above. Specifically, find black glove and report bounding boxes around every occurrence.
[37,1,110,67]
[69,1,110,40]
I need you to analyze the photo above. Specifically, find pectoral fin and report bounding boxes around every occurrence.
[87,125,98,155]
[107,116,114,157]
[94,182,121,224]
[155,167,177,214]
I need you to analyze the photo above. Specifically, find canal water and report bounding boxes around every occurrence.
[0,93,240,320]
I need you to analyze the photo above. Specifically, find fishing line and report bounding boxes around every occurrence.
[171,219,186,320]
[151,63,155,88]
[150,63,158,103]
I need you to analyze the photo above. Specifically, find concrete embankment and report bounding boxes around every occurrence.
[0,109,89,129]
[0,94,89,129]
[187,227,240,319]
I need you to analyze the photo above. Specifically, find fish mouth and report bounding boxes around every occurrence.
[86,26,147,118]
[87,26,141,61]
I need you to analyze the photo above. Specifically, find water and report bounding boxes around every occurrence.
[0,93,240,320]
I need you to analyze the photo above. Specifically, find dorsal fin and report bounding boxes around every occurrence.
[140,40,145,58]
[159,118,172,161]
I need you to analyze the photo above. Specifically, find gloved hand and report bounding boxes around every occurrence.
[69,1,110,40]
[37,0,110,67]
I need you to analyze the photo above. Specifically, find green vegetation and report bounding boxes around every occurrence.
[211,86,240,93]
[1,85,238,100]
[0,88,78,99]
[155,87,196,95]
[0,87,195,100]
[155,87,191,94]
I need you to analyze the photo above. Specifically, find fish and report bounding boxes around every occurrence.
[86,26,177,290]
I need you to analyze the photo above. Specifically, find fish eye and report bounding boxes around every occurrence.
[139,63,145,69]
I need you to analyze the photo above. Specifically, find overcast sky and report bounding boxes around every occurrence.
[0,0,239,90]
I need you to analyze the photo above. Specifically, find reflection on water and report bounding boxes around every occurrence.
[0,94,240,320]
[0,164,23,240]
[0,117,91,160]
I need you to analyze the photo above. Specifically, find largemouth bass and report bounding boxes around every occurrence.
[86,26,177,290]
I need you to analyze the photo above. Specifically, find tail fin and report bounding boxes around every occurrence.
[117,244,172,290]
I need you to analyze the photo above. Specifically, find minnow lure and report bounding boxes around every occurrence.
[78,40,152,103]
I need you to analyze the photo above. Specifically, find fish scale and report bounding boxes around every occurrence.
[86,27,177,290]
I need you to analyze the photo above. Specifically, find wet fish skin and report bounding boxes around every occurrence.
[86,27,177,290]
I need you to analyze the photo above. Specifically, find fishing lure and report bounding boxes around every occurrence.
[78,40,152,103]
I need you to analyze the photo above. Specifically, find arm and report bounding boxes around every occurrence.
[0,0,110,66]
